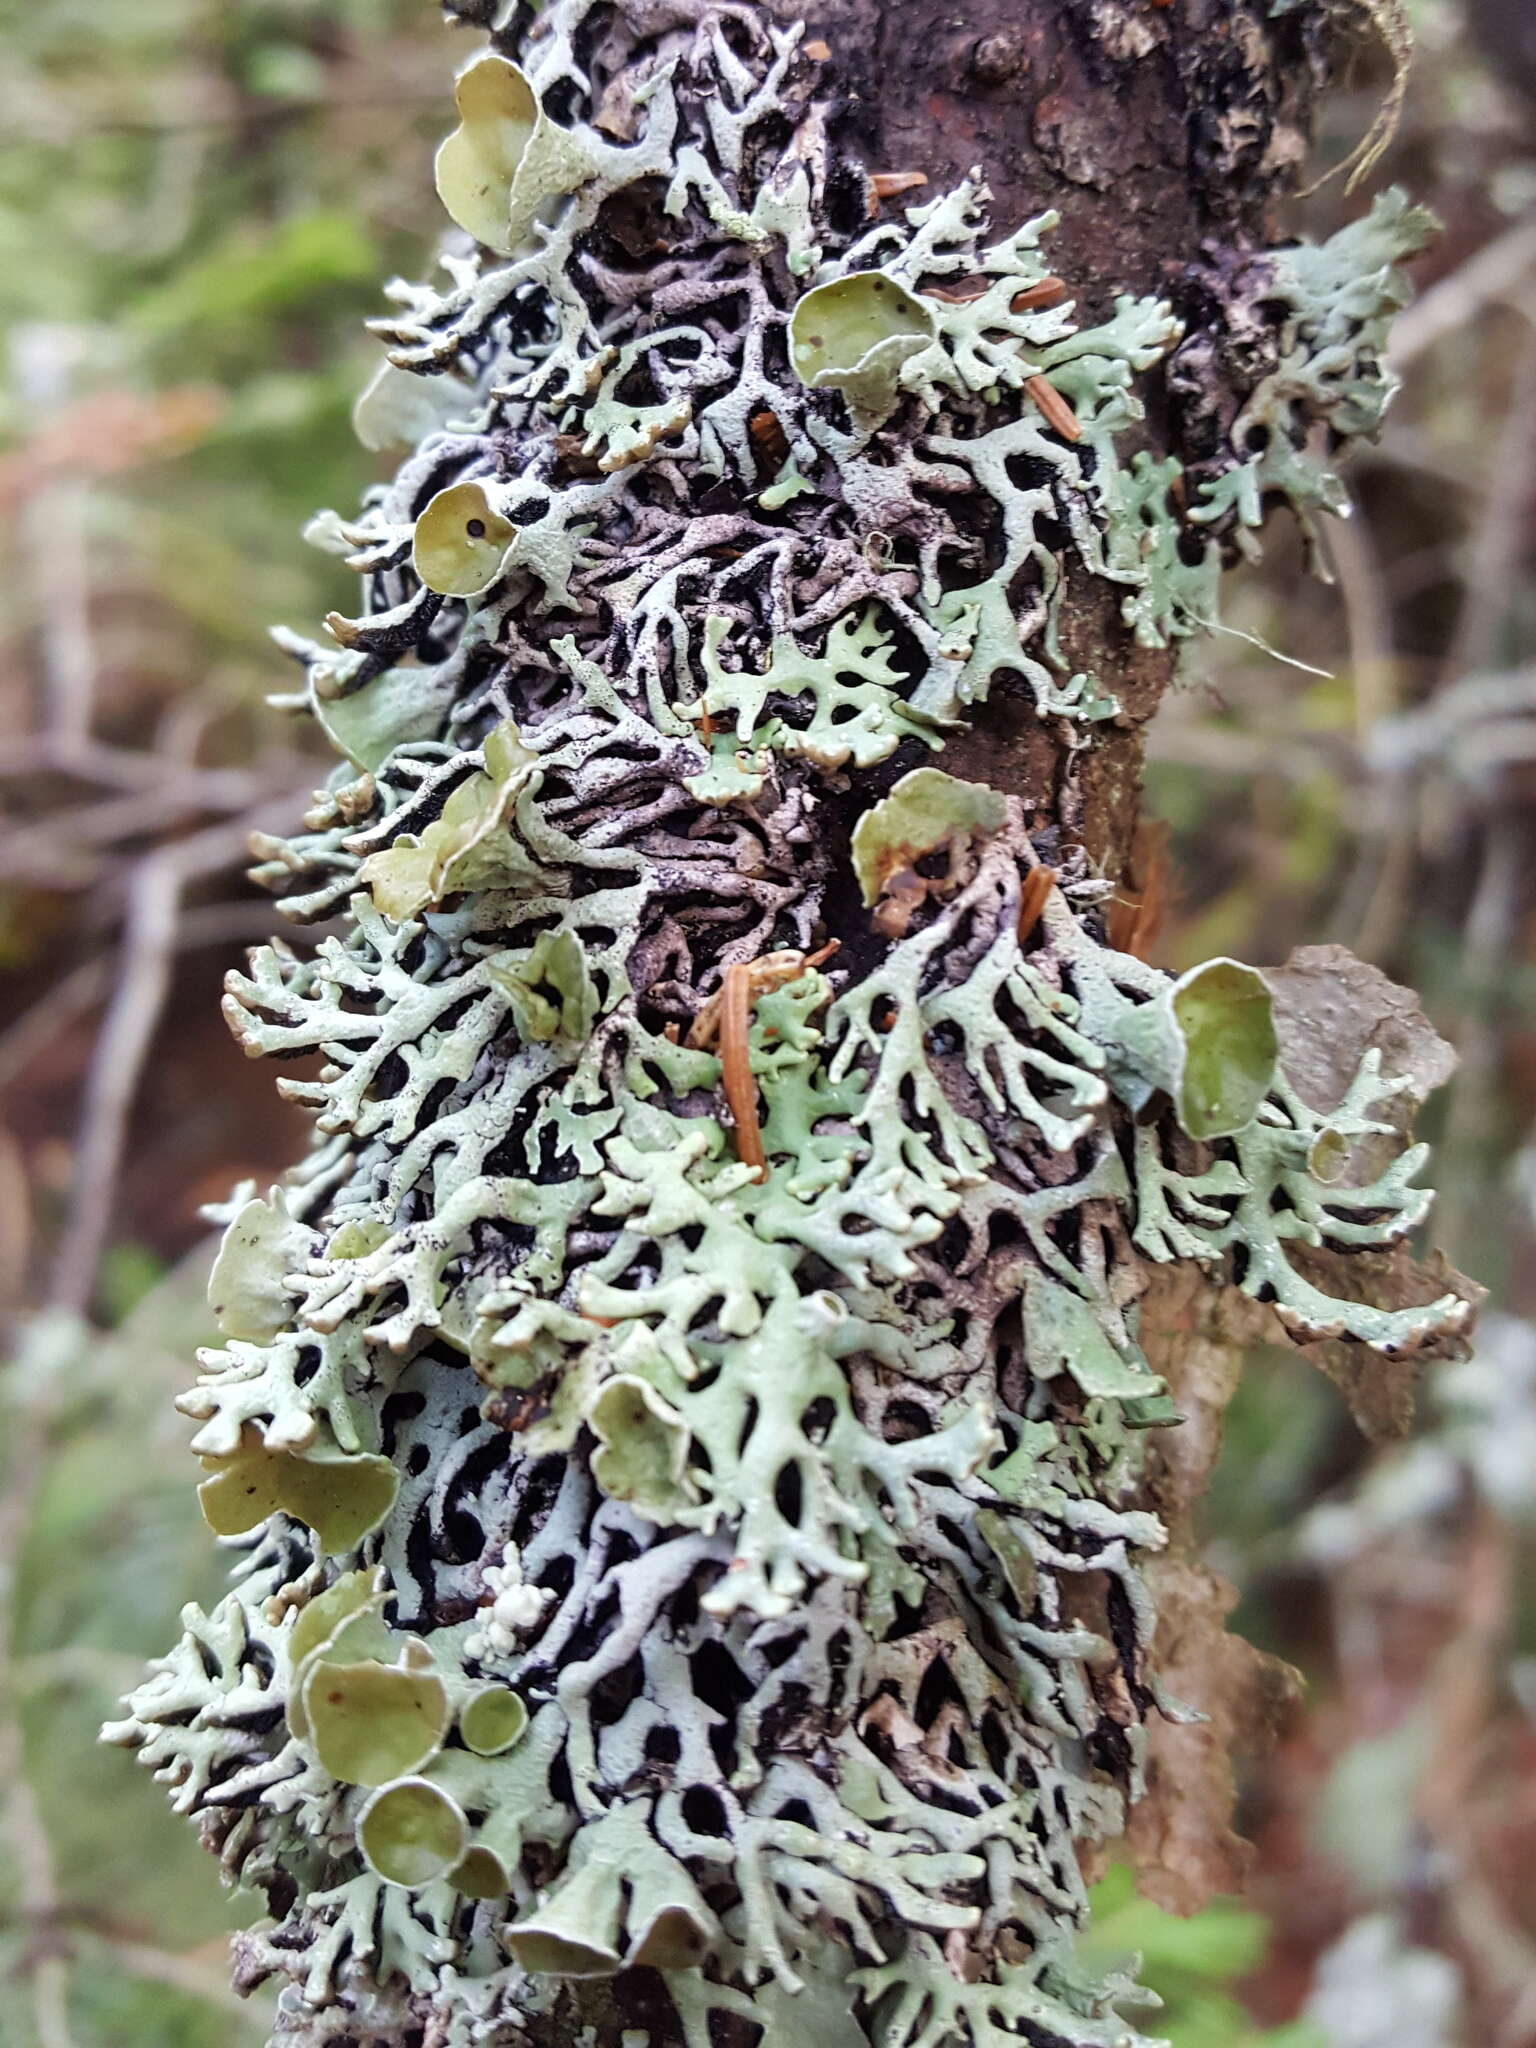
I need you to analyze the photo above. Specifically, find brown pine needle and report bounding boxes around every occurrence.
[1025,373,1081,442]
[1016,865,1057,944]
[748,407,789,464]
[719,962,766,1179]
[691,943,839,1174]
[871,171,929,199]
[1011,277,1067,312]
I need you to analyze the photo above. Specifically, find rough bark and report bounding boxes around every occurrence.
[774,0,1333,876]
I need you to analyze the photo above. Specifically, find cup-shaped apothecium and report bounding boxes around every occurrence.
[412,479,519,597]
[301,1657,451,1788]
[458,1684,530,1758]
[505,1810,720,1978]
[1111,958,1279,1140]
[435,54,595,255]
[790,271,937,426]
[358,1777,469,1889]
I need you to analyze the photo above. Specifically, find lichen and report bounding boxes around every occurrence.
[105,5,1454,2045]
[1167,187,1436,573]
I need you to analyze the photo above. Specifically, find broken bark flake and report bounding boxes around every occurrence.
[1266,942,1459,1124]
[1132,1267,1299,1917]
[1278,1244,1486,1440]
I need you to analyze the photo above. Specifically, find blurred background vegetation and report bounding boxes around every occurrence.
[1,0,1534,2042]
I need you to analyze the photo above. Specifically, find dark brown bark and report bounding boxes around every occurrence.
[776,0,1330,878]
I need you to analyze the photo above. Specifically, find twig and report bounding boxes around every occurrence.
[0,85,453,146]
[1446,314,1536,684]
[0,733,286,792]
[11,326,97,748]
[1339,313,1536,962]
[0,901,285,1096]
[23,479,96,746]
[1324,509,1397,745]
[85,1932,261,2024]
[47,854,181,1318]
[1390,215,1536,372]
[44,800,311,1317]
[12,1646,148,1695]
[1433,812,1525,1268]
[0,769,301,880]
[0,1128,28,1315]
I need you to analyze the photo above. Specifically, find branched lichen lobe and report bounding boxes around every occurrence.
[106,4,1452,2044]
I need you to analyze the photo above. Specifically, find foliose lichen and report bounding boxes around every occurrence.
[105,5,1457,2044]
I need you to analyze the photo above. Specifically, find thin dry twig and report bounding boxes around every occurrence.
[1325,509,1397,744]
[0,1351,77,2048]
[43,800,303,1317]
[1323,505,1412,958]
[87,1933,261,2023]
[1434,811,1524,1266]
[0,901,285,1097]
[0,768,301,883]
[23,480,95,748]
[47,853,181,1318]
[1390,215,1536,373]
[1339,313,1536,963]
[1446,314,1536,684]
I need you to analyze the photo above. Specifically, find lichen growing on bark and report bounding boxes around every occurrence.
[105,4,1457,2043]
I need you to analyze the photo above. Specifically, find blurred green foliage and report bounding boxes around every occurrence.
[1,1273,269,2042]
[1084,1868,1323,2048]
[0,2,453,2033]
[0,0,450,680]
